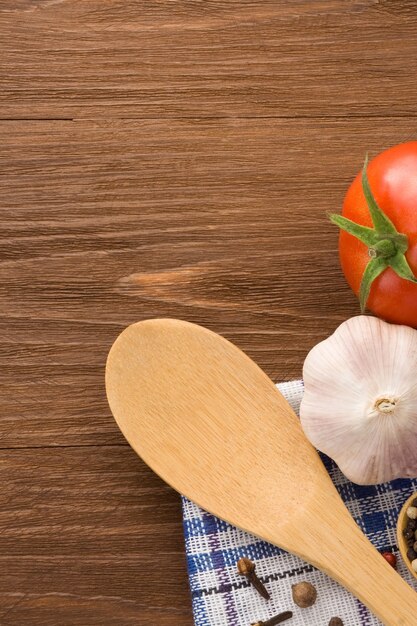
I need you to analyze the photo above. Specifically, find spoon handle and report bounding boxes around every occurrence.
[288,495,417,625]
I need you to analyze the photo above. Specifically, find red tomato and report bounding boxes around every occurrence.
[339,141,417,327]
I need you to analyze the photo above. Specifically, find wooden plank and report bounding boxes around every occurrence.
[0,445,193,625]
[3,2,417,621]
[0,113,412,624]
[1,1,417,118]
[1,117,416,448]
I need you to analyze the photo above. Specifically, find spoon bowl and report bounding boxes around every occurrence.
[397,492,417,581]
[106,318,417,625]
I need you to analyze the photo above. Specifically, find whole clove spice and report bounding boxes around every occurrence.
[251,611,293,626]
[237,557,270,600]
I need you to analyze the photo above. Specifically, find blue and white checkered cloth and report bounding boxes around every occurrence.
[182,380,417,626]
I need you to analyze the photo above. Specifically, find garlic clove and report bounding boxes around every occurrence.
[300,315,417,485]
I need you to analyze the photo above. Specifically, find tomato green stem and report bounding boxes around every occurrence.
[359,257,387,311]
[330,156,417,312]
[370,239,397,258]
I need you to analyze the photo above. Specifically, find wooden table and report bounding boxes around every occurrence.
[1,1,417,624]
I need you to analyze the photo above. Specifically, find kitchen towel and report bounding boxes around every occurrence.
[182,379,417,626]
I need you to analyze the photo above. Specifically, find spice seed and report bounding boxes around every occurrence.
[381,552,396,568]
[251,611,293,626]
[407,547,417,562]
[328,619,344,626]
[411,497,417,507]
[407,506,417,519]
[407,518,417,531]
[412,558,417,573]
[291,581,317,608]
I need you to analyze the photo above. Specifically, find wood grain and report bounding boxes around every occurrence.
[2,1,417,119]
[0,446,191,625]
[3,116,417,449]
[2,1,417,623]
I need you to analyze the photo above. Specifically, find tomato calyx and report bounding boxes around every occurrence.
[330,155,417,312]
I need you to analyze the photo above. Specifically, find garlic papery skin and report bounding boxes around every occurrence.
[300,315,417,485]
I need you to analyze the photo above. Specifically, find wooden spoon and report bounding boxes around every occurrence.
[397,493,417,582]
[106,318,417,625]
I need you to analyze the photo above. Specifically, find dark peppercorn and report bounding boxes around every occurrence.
[407,547,417,562]
[411,497,417,508]
[403,528,414,542]
[328,619,344,626]
[407,518,417,531]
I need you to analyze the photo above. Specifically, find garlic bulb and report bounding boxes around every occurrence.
[300,315,417,485]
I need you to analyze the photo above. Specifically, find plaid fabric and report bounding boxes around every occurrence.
[182,380,417,626]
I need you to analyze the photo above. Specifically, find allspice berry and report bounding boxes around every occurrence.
[329,619,344,626]
[291,581,317,608]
